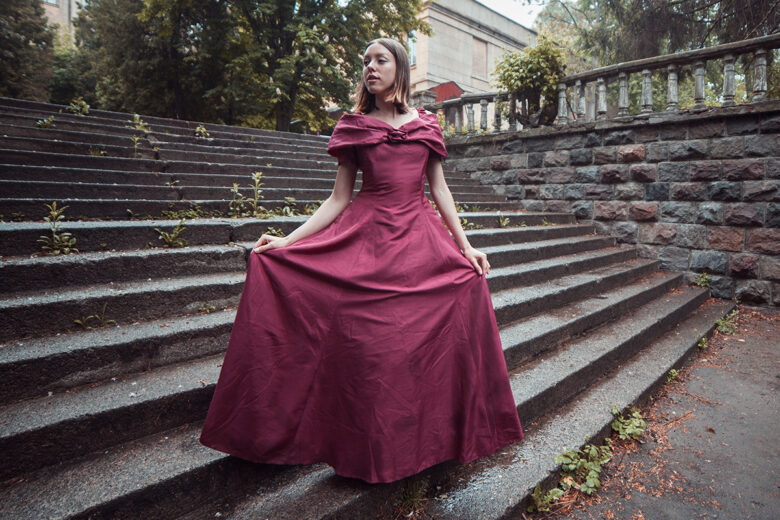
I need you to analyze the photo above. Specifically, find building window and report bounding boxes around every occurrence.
[407,30,416,67]
[472,37,487,78]
[43,0,58,5]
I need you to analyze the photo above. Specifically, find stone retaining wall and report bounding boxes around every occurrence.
[445,103,780,306]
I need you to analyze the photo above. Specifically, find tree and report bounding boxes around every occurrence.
[0,0,54,100]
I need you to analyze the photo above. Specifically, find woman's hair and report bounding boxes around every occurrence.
[354,37,410,115]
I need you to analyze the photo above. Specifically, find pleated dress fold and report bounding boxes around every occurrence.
[198,107,524,483]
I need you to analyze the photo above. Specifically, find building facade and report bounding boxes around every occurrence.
[41,0,80,38]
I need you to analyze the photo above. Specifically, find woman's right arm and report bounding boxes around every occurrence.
[253,157,358,254]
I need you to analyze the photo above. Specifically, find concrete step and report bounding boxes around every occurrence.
[0,245,246,294]
[421,297,733,519]
[0,271,245,342]
[0,134,157,159]
[155,143,331,162]
[0,309,236,405]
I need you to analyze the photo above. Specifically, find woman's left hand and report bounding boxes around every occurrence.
[462,246,490,276]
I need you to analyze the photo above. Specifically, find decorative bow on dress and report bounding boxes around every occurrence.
[386,129,408,143]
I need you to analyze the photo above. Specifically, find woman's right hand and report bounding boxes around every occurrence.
[253,234,291,254]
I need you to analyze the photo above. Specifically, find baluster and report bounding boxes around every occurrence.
[586,84,595,121]
[666,64,678,111]
[693,60,706,110]
[480,98,489,132]
[454,102,462,133]
[556,82,568,124]
[753,49,768,102]
[466,102,475,133]
[494,95,502,132]
[508,95,517,131]
[722,53,736,107]
[618,72,629,117]
[577,81,586,120]
[596,77,607,120]
[640,69,653,114]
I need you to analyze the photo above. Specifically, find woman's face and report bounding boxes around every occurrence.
[362,42,396,99]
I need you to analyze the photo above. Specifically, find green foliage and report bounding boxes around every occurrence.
[126,114,151,133]
[694,272,711,288]
[394,475,429,518]
[74,302,116,330]
[264,226,285,237]
[37,202,79,256]
[528,482,565,513]
[36,115,56,129]
[50,30,98,107]
[0,0,54,100]
[497,215,510,228]
[152,219,188,248]
[272,197,302,217]
[194,124,210,138]
[67,97,90,115]
[198,301,217,314]
[491,35,566,127]
[552,441,612,498]
[715,308,739,335]
[697,334,709,350]
[89,147,108,157]
[610,405,646,441]
[459,217,483,230]
[157,203,223,220]
[666,368,680,383]
[541,217,556,226]
[130,135,142,157]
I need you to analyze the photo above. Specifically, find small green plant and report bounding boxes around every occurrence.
[125,113,150,133]
[36,201,78,256]
[528,482,565,513]
[198,301,217,314]
[11,211,24,222]
[271,197,302,217]
[610,405,646,441]
[194,124,210,138]
[697,334,709,350]
[497,215,510,228]
[130,135,142,158]
[66,97,90,115]
[166,180,180,187]
[541,217,555,226]
[554,441,612,497]
[693,272,711,288]
[74,302,116,330]
[228,183,249,218]
[666,368,680,383]
[152,219,188,248]
[158,203,222,220]
[394,475,429,519]
[248,171,265,217]
[715,309,739,335]
[246,135,256,142]
[89,147,108,157]
[264,226,286,237]
[36,115,55,128]
[459,217,483,230]
[303,200,322,215]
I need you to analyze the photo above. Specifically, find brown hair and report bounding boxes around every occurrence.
[354,38,410,115]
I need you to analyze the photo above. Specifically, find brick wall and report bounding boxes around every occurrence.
[445,103,780,306]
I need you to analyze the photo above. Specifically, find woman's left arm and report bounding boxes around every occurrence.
[426,156,491,276]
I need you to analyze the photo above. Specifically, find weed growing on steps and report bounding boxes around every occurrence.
[697,334,709,350]
[35,115,55,128]
[666,368,680,383]
[715,308,739,335]
[89,147,108,157]
[303,201,322,215]
[248,171,265,216]
[194,124,210,138]
[158,204,223,220]
[74,302,116,330]
[66,97,90,115]
[693,272,711,288]
[126,114,151,133]
[0,211,25,222]
[541,217,556,226]
[610,405,646,441]
[151,219,188,248]
[198,301,217,314]
[459,217,483,230]
[130,135,142,158]
[497,215,510,227]
[393,474,430,519]
[36,202,78,256]
[264,226,285,237]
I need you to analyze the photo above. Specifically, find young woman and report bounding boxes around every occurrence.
[199,37,524,484]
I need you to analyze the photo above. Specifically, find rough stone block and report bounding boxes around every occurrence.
[746,229,780,255]
[594,147,617,164]
[696,202,724,225]
[584,184,614,199]
[730,254,759,278]
[767,203,780,228]
[516,169,545,184]
[522,200,544,211]
[611,221,638,243]
[630,164,657,183]
[690,250,728,274]
[526,137,556,152]
[575,166,599,183]
[646,142,668,162]
[501,140,524,154]
[490,157,511,170]
[528,152,544,168]
[690,161,722,181]
[707,227,743,251]
[555,134,586,149]
[629,202,659,221]
[634,127,659,143]
[564,184,585,200]
[658,162,691,182]
[645,182,670,201]
[724,203,764,226]
[570,148,593,166]
[616,183,644,200]
[774,283,780,306]
[584,132,601,147]
[617,144,646,163]
[658,246,689,271]
[639,223,677,245]
[505,185,525,200]
[544,200,572,212]
[709,275,735,299]
[636,244,658,259]
[455,158,478,172]
[544,150,570,167]
[594,201,628,220]
[760,255,780,281]
[604,130,635,145]
[572,200,594,219]
[726,117,758,135]
[524,185,539,198]
[735,279,771,305]
[671,182,707,201]
[723,159,764,181]
[668,140,708,161]
[509,154,529,168]
[660,201,694,223]
[709,137,745,159]
[659,125,687,141]
[767,159,780,180]
[547,167,576,184]
[760,114,780,133]
[673,224,707,249]
[688,121,724,139]
[742,181,779,202]
[539,184,564,199]
[745,135,779,157]
[600,164,629,183]
[708,182,741,201]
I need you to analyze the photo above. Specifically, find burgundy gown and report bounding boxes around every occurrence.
[198,106,524,483]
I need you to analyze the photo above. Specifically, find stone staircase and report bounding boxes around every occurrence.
[0,97,733,519]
